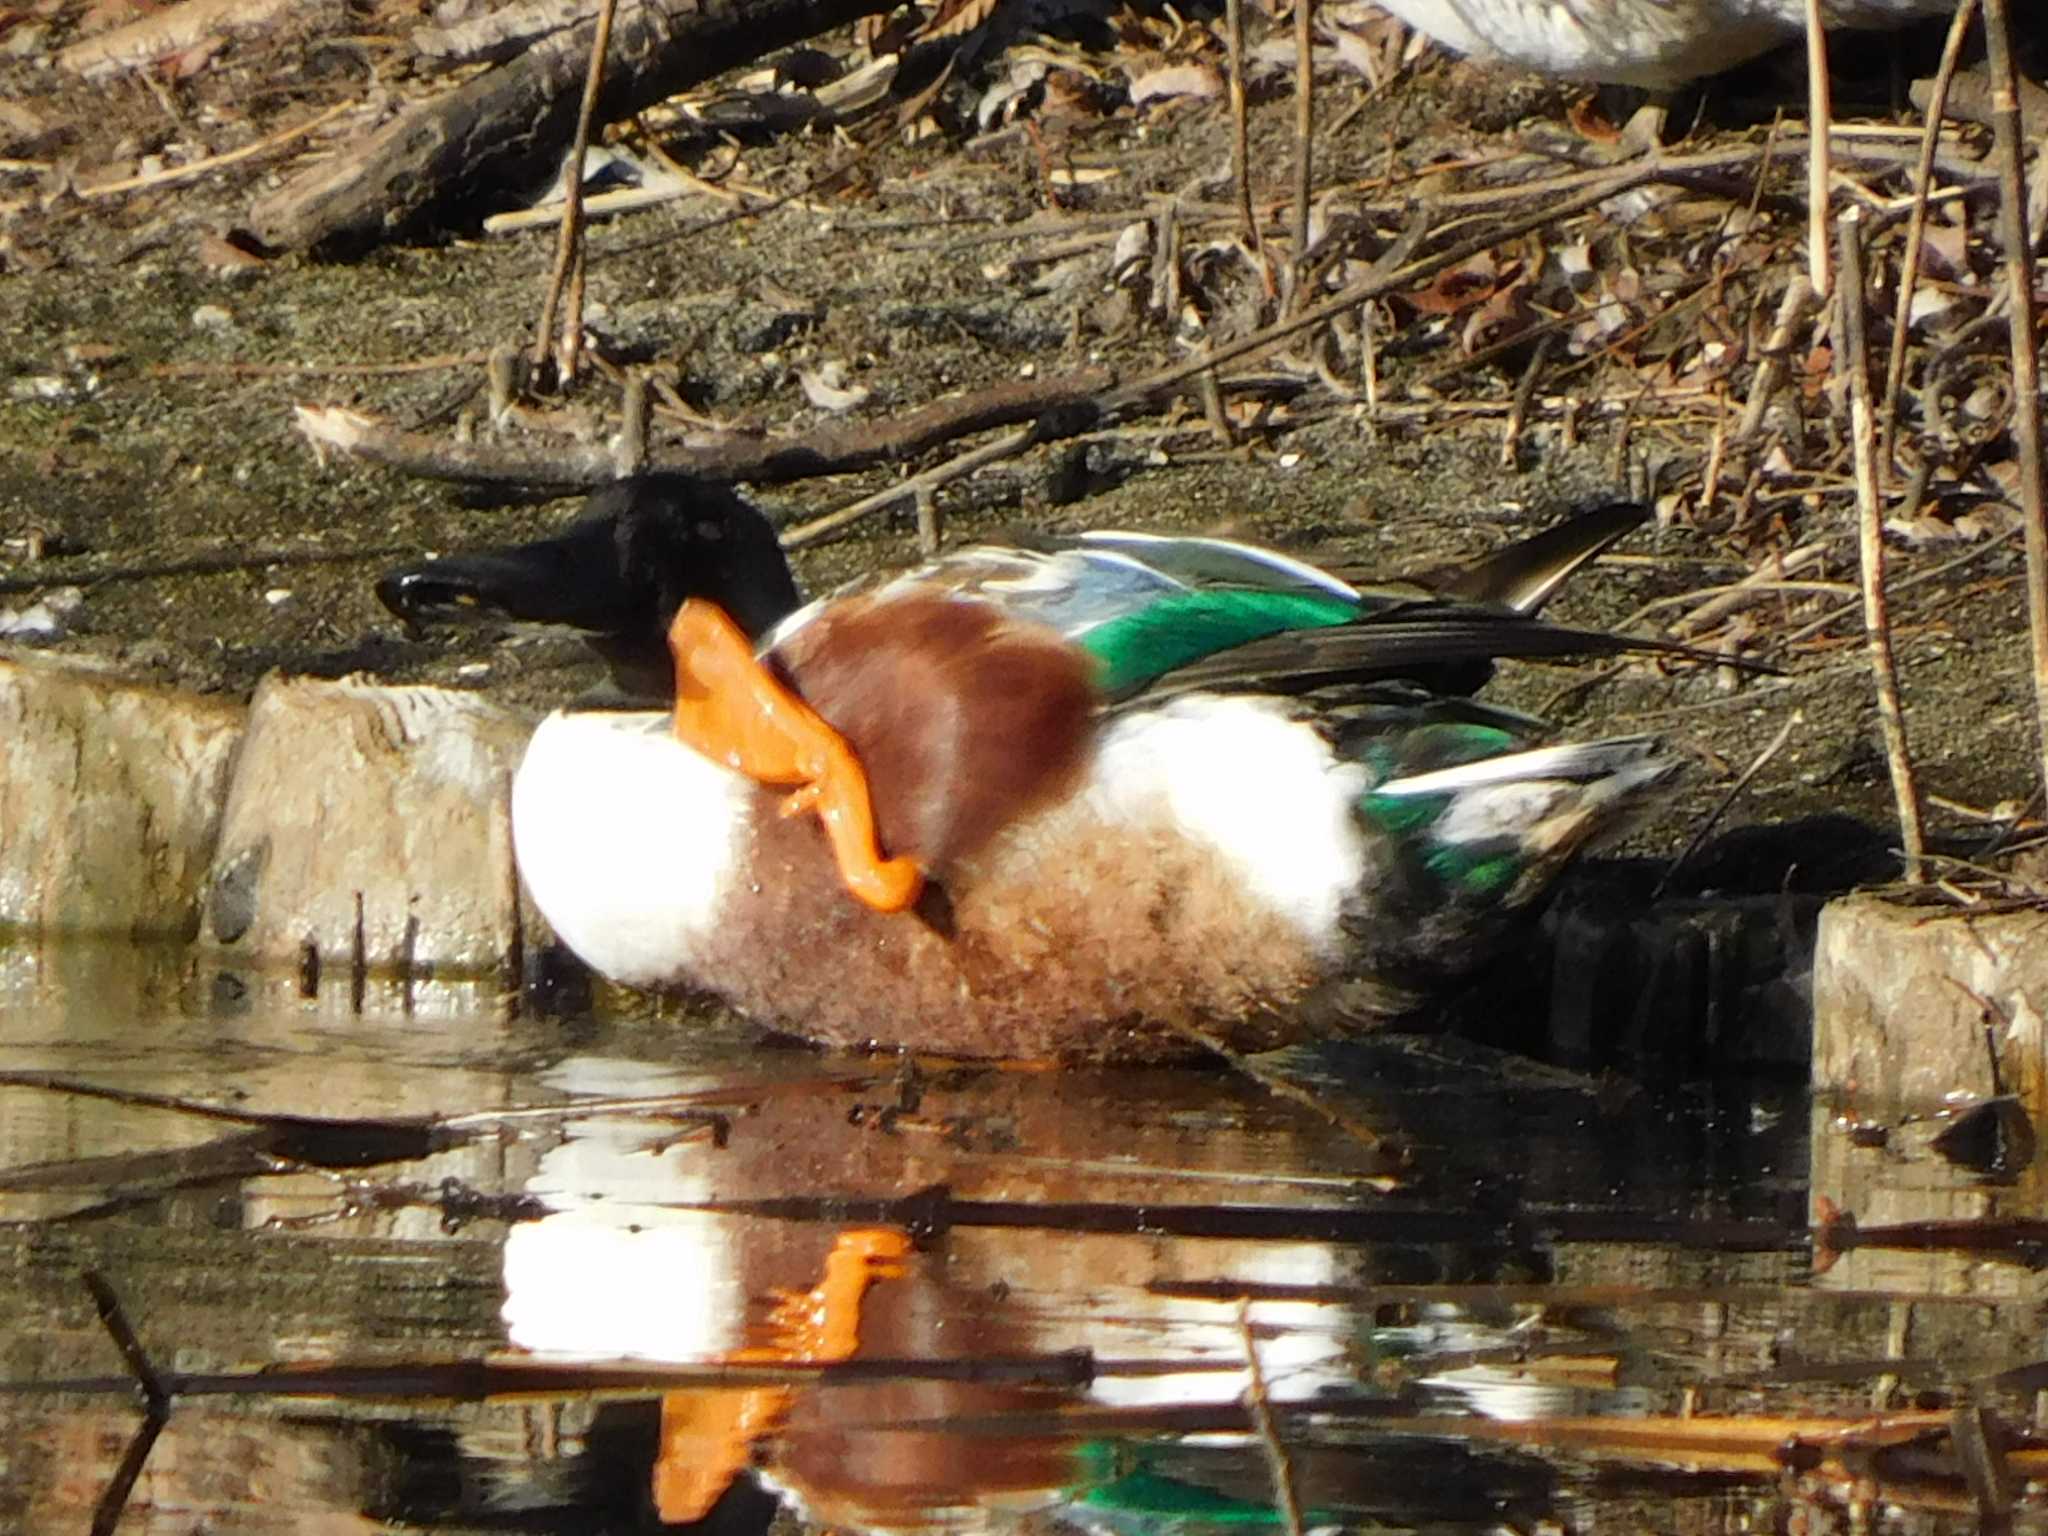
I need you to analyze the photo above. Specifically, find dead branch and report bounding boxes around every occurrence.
[1910,63,2048,138]
[1239,1301,1307,1536]
[293,367,1114,489]
[247,0,898,251]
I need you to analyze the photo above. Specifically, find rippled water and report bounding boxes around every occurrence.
[3,942,2043,1535]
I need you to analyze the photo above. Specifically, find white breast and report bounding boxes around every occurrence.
[511,709,749,987]
[513,695,1372,1000]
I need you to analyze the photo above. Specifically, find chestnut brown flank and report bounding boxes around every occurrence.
[772,595,1097,873]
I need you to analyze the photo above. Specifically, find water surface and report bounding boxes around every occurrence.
[3,944,2043,1535]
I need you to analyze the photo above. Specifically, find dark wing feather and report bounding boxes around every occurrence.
[1319,501,1652,616]
[1115,602,1762,705]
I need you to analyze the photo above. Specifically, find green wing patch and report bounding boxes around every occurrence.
[1080,589,1358,695]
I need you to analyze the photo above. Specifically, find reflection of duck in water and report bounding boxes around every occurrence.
[385,492,1691,1061]
[652,1226,912,1524]
[499,1058,1380,1530]
[1368,0,1957,88]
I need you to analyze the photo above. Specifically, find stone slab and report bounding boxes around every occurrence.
[201,675,541,977]
[0,654,245,937]
[1812,891,2048,1115]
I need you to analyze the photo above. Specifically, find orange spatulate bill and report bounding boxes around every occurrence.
[667,598,923,913]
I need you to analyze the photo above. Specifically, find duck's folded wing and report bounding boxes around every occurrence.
[1108,601,1722,703]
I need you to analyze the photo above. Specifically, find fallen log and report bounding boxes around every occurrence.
[248,0,898,253]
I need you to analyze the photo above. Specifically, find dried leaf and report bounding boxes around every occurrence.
[975,57,1043,129]
[161,34,222,78]
[1460,279,1531,355]
[1046,165,1118,186]
[197,230,265,275]
[1798,344,1832,403]
[1127,59,1223,108]
[1906,285,1961,333]
[0,99,49,152]
[1566,94,1622,144]
[72,0,136,35]
[917,0,998,42]
[1041,69,1105,119]
[1675,339,1737,388]
[1324,24,1381,82]
[1914,220,1969,281]
[1405,253,1504,317]
[1110,220,1151,278]
[857,8,920,54]
[1886,496,2019,546]
[797,363,871,413]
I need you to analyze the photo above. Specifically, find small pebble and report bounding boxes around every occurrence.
[9,375,69,401]
[0,586,84,640]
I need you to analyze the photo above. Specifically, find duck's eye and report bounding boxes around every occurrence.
[696,520,725,542]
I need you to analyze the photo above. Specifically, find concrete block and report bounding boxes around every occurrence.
[1812,891,2048,1116]
[201,676,539,978]
[0,654,244,937]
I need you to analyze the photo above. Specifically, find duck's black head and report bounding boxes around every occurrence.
[378,475,802,704]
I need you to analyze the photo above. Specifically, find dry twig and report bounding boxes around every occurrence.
[1878,0,1980,477]
[1239,1301,1307,1536]
[1737,274,1815,443]
[1980,0,2048,808]
[78,102,353,198]
[1225,0,1257,249]
[530,0,620,384]
[1839,204,1927,879]
[293,368,1114,488]
[1655,711,1802,896]
[1290,0,1313,309]
[1802,0,1834,297]
[781,425,1035,548]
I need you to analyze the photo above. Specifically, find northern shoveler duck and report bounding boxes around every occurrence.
[381,481,1687,1062]
[1373,0,1955,87]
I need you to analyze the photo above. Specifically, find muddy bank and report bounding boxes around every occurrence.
[1,0,2041,989]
